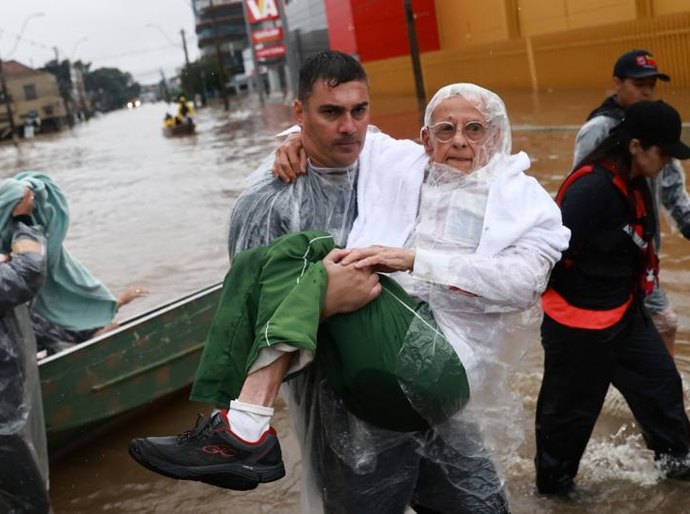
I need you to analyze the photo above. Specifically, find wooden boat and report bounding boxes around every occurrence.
[162,122,196,137]
[39,282,222,453]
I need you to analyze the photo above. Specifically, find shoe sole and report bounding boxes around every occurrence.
[128,442,285,491]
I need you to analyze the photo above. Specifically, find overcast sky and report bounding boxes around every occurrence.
[2,0,200,84]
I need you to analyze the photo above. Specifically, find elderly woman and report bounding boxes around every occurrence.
[131,84,569,511]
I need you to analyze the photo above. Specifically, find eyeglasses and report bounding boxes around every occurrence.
[426,120,488,143]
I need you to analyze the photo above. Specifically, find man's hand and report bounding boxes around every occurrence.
[339,245,416,273]
[273,132,307,183]
[322,248,381,319]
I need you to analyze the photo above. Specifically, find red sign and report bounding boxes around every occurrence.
[252,27,283,45]
[245,0,280,24]
[255,43,286,60]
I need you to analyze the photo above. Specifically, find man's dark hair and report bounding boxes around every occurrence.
[297,50,368,102]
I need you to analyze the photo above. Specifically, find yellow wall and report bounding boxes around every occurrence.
[7,71,66,125]
[363,4,690,99]
[654,0,690,15]
[434,0,512,47]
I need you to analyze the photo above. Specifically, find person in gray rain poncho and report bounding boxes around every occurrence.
[130,53,569,514]
[0,187,51,513]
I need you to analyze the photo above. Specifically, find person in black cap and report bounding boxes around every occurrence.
[536,100,690,495]
[573,49,690,356]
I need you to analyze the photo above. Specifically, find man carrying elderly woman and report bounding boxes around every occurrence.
[131,50,569,513]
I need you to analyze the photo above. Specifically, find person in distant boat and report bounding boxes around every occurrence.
[0,173,149,357]
[163,113,175,128]
[130,51,569,513]
[175,96,195,126]
[0,188,51,513]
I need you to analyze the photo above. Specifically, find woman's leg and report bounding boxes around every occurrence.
[191,231,334,406]
[611,308,690,459]
[535,315,613,494]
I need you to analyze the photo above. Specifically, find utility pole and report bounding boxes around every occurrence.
[180,29,191,67]
[209,0,229,111]
[241,0,265,105]
[402,0,426,126]
[180,28,195,106]
[0,55,18,144]
[278,0,296,100]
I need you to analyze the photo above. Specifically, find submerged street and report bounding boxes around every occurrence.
[1,90,690,513]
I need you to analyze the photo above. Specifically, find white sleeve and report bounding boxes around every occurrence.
[412,245,553,311]
[572,117,616,168]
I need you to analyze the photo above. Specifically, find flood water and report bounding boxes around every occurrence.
[1,87,690,513]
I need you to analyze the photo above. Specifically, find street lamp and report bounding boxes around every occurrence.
[0,11,45,143]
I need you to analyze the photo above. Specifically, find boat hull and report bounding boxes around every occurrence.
[162,123,195,137]
[39,283,222,453]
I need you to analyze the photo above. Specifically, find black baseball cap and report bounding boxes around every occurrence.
[613,50,670,81]
[622,100,690,159]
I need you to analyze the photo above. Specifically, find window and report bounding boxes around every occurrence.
[23,84,37,100]
[43,106,54,116]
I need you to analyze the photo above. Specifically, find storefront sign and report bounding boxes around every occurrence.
[245,0,280,24]
[255,43,286,60]
[252,26,283,44]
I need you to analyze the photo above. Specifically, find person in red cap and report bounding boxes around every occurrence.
[536,100,690,495]
[573,49,690,356]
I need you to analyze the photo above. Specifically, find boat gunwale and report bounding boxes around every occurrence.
[38,282,222,366]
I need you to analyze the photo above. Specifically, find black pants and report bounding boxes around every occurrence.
[535,306,690,493]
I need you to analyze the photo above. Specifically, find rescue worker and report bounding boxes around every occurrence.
[536,100,690,495]
[175,96,195,126]
[0,188,51,513]
[573,49,690,355]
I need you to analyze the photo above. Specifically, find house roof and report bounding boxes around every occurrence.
[1,60,36,76]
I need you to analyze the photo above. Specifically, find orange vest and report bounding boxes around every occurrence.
[543,161,657,330]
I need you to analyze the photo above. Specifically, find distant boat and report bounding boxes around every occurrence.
[162,122,196,137]
[39,283,222,454]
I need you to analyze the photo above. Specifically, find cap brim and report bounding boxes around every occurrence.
[628,71,671,81]
[663,141,690,160]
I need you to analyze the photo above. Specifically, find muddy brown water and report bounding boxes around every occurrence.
[1,88,690,513]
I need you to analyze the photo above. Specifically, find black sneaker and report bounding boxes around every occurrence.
[128,411,285,491]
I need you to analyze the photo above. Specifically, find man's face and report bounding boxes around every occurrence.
[294,80,369,168]
[421,96,492,173]
[615,76,657,108]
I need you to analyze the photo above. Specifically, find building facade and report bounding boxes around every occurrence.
[193,0,248,87]
[0,60,67,138]
[324,0,690,101]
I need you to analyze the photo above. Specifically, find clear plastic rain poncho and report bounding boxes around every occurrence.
[227,85,569,512]
[0,221,51,513]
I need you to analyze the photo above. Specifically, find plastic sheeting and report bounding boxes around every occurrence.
[0,221,50,513]
[227,155,358,257]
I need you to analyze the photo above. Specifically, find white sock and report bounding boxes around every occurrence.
[227,400,274,443]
